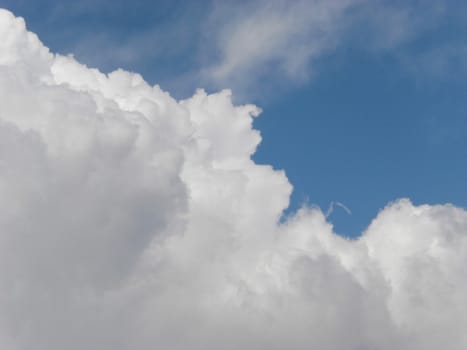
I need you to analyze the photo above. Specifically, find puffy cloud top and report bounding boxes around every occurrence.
[0,9,466,350]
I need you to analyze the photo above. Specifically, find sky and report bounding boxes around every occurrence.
[0,1,467,349]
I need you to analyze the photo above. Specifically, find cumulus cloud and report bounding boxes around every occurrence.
[0,8,466,350]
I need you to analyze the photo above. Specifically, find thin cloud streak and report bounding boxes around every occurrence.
[200,0,450,97]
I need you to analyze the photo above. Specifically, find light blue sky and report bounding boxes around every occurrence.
[3,0,467,236]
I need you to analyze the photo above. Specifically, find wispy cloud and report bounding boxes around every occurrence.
[201,0,360,92]
[199,0,449,97]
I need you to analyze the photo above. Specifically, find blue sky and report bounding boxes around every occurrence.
[2,0,466,237]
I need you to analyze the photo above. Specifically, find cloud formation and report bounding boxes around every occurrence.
[200,0,449,96]
[0,9,466,350]
[203,0,358,88]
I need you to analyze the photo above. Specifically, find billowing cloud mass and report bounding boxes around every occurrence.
[0,9,467,350]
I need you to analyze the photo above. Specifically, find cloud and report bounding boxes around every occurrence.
[200,0,359,94]
[199,0,450,97]
[0,8,467,350]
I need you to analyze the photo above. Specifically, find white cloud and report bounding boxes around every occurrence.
[0,8,467,350]
[202,0,360,93]
[200,0,448,96]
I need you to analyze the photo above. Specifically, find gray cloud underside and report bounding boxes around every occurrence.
[0,9,467,350]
